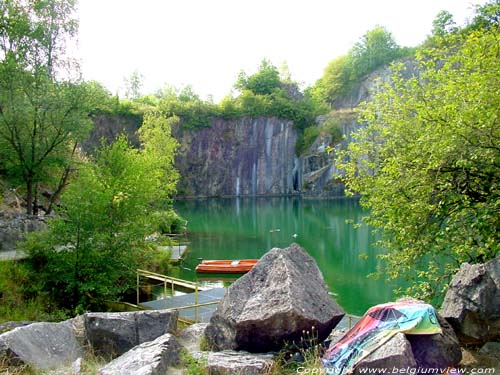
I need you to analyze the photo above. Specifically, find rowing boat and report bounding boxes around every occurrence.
[195,259,258,274]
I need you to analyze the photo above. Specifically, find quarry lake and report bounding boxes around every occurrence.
[170,197,395,316]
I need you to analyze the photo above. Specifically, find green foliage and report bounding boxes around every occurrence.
[338,28,500,303]
[82,60,324,134]
[235,59,281,95]
[152,210,186,234]
[158,90,217,130]
[432,10,457,37]
[466,0,500,31]
[21,113,180,311]
[266,327,323,374]
[141,246,172,275]
[296,113,344,155]
[218,59,326,131]
[350,26,401,78]
[313,26,414,105]
[0,260,68,323]
[0,0,96,215]
[312,55,353,104]
[123,70,143,100]
[180,349,208,375]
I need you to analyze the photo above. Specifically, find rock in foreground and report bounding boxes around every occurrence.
[85,310,178,358]
[193,350,274,375]
[395,297,462,369]
[0,320,83,369]
[205,244,345,352]
[99,333,181,375]
[354,333,416,375]
[440,256,500,345]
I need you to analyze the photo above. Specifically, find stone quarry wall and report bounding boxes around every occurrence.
[175,117,299,198]
[82,60,419,199]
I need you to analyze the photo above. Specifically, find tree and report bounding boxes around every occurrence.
[235,59,281,96]
[431,10,456,37]
[350,26,401,78]
[338,28,500,303]
[124,70,144,100]
[312,26,413,105]
[24,113,180,311]
[312,55,352,104]
[468,0,500,30]
[0,0,93,215]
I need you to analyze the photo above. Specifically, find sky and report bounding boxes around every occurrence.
[76,0,487,101]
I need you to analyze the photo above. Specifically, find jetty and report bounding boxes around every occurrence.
[136,269,220,323]
[163,233,189,263]
[141,287,225,323]
[136,269,360,326]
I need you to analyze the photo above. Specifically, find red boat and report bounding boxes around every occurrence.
[195,259,258,274]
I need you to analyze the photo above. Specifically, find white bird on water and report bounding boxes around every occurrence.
[292,233,298,238]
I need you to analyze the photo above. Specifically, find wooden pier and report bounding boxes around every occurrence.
[163,232,189,263]
[141,287,225,323]
[136,269,360,326]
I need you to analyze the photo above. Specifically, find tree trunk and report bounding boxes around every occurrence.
[33,182,39,216]
[26,177,33,215]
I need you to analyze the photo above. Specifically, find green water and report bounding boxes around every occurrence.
[171,197,395,316]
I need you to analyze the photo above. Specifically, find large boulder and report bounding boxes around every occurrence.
[0,321,32,334]
[353,333,416,374]
[324,330,416,374]
[177,323,209,353]
[192,351,274,375]
[85,310,178,358]
[0,319,83,370]
[99,333,181,375]
[397,298,462,369]
[440,256,500,345]
[205,244,345,352]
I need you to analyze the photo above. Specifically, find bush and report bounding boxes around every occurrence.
[0,260,68,323]
[296,114,344,155]
[153,210,186,234]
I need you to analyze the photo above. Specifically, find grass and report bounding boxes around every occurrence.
[179,349,208,375]
[0,260,69,325]
[0,347,108,375]
[266,326,325,375]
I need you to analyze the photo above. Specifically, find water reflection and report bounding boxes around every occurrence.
[173,197,395,315]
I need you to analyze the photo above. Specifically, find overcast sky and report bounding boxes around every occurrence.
[76,0,487,101]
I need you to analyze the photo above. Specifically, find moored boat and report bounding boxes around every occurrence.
[195,259,258,274]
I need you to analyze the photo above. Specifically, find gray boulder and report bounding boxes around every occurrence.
[192,350,274,375]
[440,256,500,345]
[177,323,209,352]
[0,321,32,334]
[0,319,83,369]
[205,244,345,352]
[397,298,462,369]
[85,310,178,358]
[99,333,181,375]
[353,333,416,374]
[478,342,500,360]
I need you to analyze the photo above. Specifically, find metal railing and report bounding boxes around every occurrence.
[136,269,200,315]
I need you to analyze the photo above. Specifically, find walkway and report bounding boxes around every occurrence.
[141,287,225,323]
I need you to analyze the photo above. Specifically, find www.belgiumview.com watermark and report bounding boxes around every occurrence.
[296,367,496,374]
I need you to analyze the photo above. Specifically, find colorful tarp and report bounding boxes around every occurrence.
[322,301,442,374]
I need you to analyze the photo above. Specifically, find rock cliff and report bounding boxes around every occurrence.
[299,59,418,197]
[174,117,299,198]
[81,60,418,199]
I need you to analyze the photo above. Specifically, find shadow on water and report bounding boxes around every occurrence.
[171,197,396,316]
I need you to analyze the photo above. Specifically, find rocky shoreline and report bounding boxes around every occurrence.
[0,244,499,374]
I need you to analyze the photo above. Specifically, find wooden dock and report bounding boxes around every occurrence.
[162,232,189,263]
[136,269,360,327]
[166,245,188,263]
[141,287,225,323]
